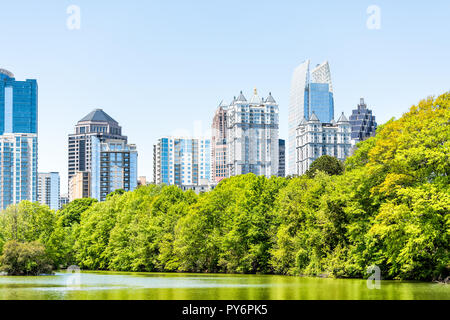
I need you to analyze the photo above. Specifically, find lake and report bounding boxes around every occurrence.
[0,271,448,300]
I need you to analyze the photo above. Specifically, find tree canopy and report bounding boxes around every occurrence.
[0,93,448,280]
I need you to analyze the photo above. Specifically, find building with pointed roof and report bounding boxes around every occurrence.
[295,112,351,175]
[225,89,279,177]
[211,100,228,182]
[349,98,377,142]
[68,109,137,201]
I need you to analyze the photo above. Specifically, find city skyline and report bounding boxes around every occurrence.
[1,1,449,193]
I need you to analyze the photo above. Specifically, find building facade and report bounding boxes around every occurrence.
[0,68,38,210]
[211,101,228,182]
[0,133,38,210]
[0,69,38,135]
[226,89,279,177]
[153,137,210,187]
[138,176,147,186]
[349,98,377,143]
[278,139,285,177]
[68,109,127,186]
[90,138,138,201]
[59,194,69,209]
[296,112,351,175]
[68,171,90,201]
[37,172,60,211]
[288,60,334,175]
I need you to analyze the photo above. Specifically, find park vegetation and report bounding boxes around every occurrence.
[0,93,448,280]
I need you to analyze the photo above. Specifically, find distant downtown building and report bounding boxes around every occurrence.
[69,171,90,201]
[59,194,69,209]
[225,89,279,177]
[90,138,137,201]
[211,101,228,182]
[278,139,285,177]
[68,109,137,201]
[288,60,334,175]
[68,109,127,183]
[153,137,211,187]
[0,134,38,209]
[349,98,377,143]
[0,69,38,210]
[37,172,60,211]
[296,112,352,175]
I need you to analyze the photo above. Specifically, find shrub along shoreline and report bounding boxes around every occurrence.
[0,93,448,280]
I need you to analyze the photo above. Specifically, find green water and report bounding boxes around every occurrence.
[0,271,448,300]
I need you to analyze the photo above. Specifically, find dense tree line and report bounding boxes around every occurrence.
[0,93,448,280]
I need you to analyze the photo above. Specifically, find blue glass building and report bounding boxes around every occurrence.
[308,83,334,123]
[0,69,38,135]
[0,69,38,210]
[289,60,334,175]
[349,98,377,142]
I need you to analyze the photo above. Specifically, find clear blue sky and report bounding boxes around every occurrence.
[1,0,449,193]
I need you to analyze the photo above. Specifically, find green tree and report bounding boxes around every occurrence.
[306,155,344,178]
[0,240,52,275]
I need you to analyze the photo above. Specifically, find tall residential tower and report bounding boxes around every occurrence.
[226,89,279,177]
[288,60,334,175]
[0,69,38,210]
[68,109,138,201]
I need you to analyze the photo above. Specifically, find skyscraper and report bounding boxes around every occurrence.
[0,133,38,209]
[68,109,137,201]
[349,98,378,142]
[288,60,334,175]
[0,69,38,135]
[90,138,138,201]
[278,139,285,177]
[211,101,228,182]
[153,137,210,187]
[38,172,60,211]
[68,109,126,187]
[296,112,351,175]
[226,89,279,177]
[0,69,38,210]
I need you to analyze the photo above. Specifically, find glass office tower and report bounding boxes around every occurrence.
[288,60,334,175]
[0,69,38,135]
[0,69,38,209]
[349,98,377,142]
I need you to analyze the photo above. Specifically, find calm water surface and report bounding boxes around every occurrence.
[0,271,448,300]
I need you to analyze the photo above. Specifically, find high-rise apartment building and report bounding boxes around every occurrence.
[349,98,377,142]
[278,139,285,177]
[296,112,351,175]
[91,138,137,201]
[0,133,38,210]
[153,137,210,187]
[59,194,69,209]
[226,89,279,177]
[38,172,60,211]
[68,109,126,185]
[288,60,334,175]
[68,109,138,201]
[0,69,38,210]
[211,101,228,182]
[0,69,38,135]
